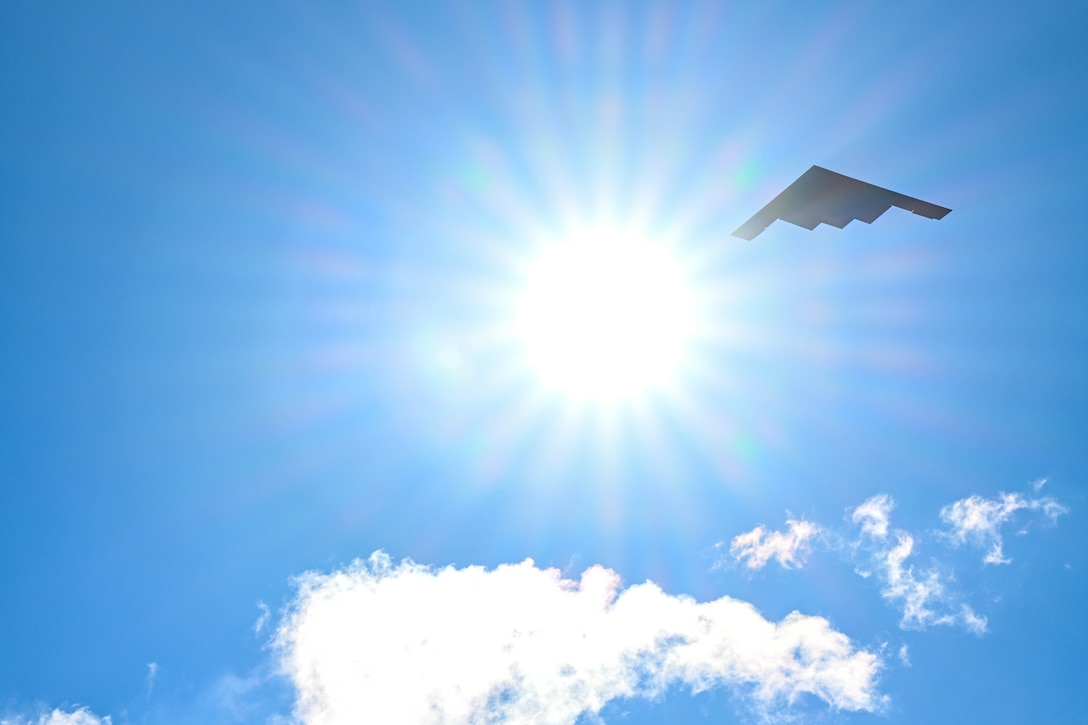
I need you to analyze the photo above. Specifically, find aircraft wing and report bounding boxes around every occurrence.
[732,165,951,240]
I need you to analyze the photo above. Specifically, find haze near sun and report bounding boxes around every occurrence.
[515,227,695,401]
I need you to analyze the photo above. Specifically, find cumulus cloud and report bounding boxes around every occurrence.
[728,517,824,570]
[940,492,1068,565]
[274,552,885,724]
[0,708,111,725]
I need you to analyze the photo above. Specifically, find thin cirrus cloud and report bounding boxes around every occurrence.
[145,662,158,698]
[254,601,272,636]
[273,552,886,725]
[725,488,1066,634]
[0,709,110,725]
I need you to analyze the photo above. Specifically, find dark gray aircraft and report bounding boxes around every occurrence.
[732,165,951,240]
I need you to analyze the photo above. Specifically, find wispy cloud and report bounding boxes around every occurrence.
[726,516,824,571]
[851,494,894,539]
[861,525,986,633]
[718,486,1065,634]
[940,491,1067,565]
[274,552,886,724]
[255,601,271,636]
[846,495,991,633]
[197,671,278,723]
[878,530,943,628]
[146,662,158,698]
[959,604,989,634]
[0,708,110,725]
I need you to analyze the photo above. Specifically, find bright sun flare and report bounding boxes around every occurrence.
[516,228,695,399]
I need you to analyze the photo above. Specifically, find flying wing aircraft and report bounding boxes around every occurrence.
[732,165,951,240]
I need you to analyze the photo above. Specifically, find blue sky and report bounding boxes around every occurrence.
[2,1,1086,723]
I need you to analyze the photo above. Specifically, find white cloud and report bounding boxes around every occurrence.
[870,531,985,633]
[721,488,1064,633]
[851,495,894,539]
[146,662,158,697]
[717,489,1058,634]
[959,605,988,635]
[1,708,111,725]
[255,601,271,636]
[198,671,272,723]
[940,492,1068,565]
[728,517,824,570]
[879,532,940,628]
[274,552,885,724]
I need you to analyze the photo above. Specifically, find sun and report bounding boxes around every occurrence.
[515,227,695,400]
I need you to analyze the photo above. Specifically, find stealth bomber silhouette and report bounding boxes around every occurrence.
[732,166,951,240]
